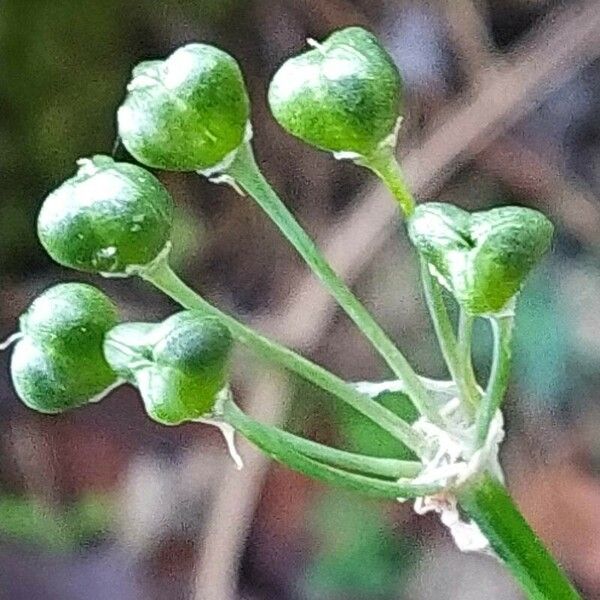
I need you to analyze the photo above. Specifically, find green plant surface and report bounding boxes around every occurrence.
[104,311,233,424]
[223,400,439,499]
[458,474,581,599]
[118,44,250,171]
[11,283,119,413]
[408,202,554,315]
[38,156,174,275]
[268,27,402,157]
[334,386,420,461]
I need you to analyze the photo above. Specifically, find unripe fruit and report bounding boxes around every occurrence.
[268,27,402,158]
[104,311,233,425]
[407,203,554,315]
[20,282,119,355]
[38,155,173,275]
[10,283,119,413]
[118,44,250,172]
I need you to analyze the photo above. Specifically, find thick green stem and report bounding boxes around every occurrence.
[458,473,581,599]
[475,315,514,447]
[221,400,422,479]
[224,400,440,499]
[225,142,442,427]
[142,261,427,455]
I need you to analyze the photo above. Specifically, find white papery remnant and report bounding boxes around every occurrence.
[195,388,244,470]
[414,494,491,554]
[410,409,505,555]
[354,378,504,555]
[196,419,244,471]
[0,332,23,351]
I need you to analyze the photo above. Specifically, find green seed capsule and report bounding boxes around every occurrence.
[20,282,119,355]
[104,311,233,425]
[268,27,403,158]
[407,203,554,315]
[10,283,119,413]
[118,44,251,172]
[135,364,221,425]
[149,312,233,378]
[38,155,173,275]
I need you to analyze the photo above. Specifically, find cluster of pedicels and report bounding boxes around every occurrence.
[5,26,552,427]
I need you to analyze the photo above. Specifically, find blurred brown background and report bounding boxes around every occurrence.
[2,0,600,598]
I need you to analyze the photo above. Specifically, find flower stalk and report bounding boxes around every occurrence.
[225,141,443,427]
[222,399,440,499]
[368,153,477,411]
[370,152,576,599]
[458,310,480,402]
[474,315,514,447]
